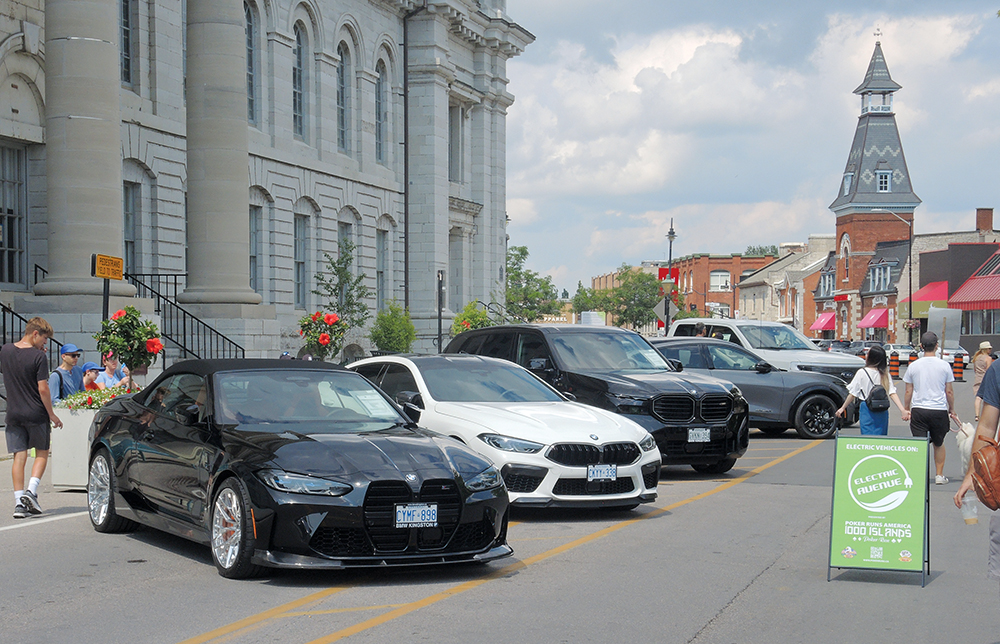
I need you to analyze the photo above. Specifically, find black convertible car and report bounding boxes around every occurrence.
[86,359,512,578]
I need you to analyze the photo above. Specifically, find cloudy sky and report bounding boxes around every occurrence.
[503,1,1000,295]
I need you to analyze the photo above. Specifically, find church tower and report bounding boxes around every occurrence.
[828,41,920,339]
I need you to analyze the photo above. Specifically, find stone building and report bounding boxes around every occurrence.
[0,0,531,358]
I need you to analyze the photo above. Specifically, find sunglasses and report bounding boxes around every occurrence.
[66,353,81,358]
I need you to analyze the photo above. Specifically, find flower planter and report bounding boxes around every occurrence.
[50,409,96,491]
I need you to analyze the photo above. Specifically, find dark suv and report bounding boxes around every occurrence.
[444,325,749,474]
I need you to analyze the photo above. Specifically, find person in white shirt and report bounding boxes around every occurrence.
[836,345,908,435]
[903,331,959,485]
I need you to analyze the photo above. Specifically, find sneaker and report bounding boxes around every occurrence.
[935,475,949,485]
[13,504,28,519]
[20,490,42,515]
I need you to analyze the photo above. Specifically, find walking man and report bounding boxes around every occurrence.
[903,331,958,484]
[1,317,63,518]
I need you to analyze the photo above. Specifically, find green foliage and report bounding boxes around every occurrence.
[604,264,662,329]
[505,246,560,322]
[313,239,372,331]
[298,311,349,361]
[745,244,779,257]
[451,300,494,336]
[669,287,700,320]
[93,305,163,389]
[58,387,138,409]
[369,302,417,352]
[571,281,607,314]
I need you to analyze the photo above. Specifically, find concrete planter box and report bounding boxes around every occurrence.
[50,409,96,491]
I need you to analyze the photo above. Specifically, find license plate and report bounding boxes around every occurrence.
[688,428,711,442]
[587,464,617,481]
[394,503,438,528]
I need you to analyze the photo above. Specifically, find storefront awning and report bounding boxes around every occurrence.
[950,275,1000,311]
[898,281,948,318]
[810,311,836,331]
[858,308,889,328]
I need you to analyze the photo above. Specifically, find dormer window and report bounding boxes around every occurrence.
[842,172,853,196]
[877,171,891,193]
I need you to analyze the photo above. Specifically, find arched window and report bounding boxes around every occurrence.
[292,24,307,138]
[375,61,387,164]
[245,2,258,126]
[337,43,351,153]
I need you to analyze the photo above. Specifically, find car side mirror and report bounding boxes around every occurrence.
[402,402,421,424]
[666,359,683,372]
[395,391,424,409]
[755,361,773,374]
[528,357,552,372]
[562,392,577,402]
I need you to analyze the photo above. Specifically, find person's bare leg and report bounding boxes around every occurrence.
[11,451,27,491]
[934,443,946,477]
[30,449,49,480]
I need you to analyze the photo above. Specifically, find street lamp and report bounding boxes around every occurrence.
[872,208,914,344]
[666,218,677,273]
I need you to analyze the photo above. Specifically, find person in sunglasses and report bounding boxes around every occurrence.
[47,343,84,404]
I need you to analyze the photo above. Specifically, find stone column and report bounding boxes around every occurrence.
[35,0,134,297]
[178,0,261,305]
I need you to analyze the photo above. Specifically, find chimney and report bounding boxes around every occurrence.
[977,207,994,233]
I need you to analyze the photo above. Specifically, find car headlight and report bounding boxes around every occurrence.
[606,393,648,415]
[256,469,353,497]
[478,433,544,453]
[639,433,656,452]
[464,465,503,492]
[729,386,743,399]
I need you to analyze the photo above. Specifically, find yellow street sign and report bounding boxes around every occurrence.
[91,254,124,281]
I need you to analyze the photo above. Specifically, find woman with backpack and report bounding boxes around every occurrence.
[835,345,909,435]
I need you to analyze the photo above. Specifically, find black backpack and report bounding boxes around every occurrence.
[863,370,891,412]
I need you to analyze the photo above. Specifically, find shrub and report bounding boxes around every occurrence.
[369,302,416,353]
[450,301,493,336]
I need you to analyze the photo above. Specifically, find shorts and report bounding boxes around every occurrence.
[5,422,51,453]
[909,408,949,447]
[990,512,1000,582]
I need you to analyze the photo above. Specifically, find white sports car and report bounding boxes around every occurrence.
[349,354,661,509]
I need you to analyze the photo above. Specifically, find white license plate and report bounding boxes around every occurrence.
[394,503,438,528]
[587,464,617,482]
[688,428,711,443]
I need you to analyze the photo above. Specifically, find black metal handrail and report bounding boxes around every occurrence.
[0,302,65,373]
[478,301,527,325]
[125,272,244,367]
[127,273,186,301]
[33,263,47,286]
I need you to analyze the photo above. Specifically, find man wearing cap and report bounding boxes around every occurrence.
[972,340,994,422]
[47,343,84,404]
[903,331,959,485]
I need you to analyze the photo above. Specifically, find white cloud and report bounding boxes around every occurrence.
[506,198,539,225]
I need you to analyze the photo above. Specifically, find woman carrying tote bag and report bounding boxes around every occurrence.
[835,345,909,435]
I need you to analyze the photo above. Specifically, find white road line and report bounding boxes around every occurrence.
[0,511,88,532]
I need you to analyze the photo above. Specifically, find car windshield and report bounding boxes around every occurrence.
[739,324,816,351]
[549,331,671,372]
[420,360,563,403]
[214,370,404,431]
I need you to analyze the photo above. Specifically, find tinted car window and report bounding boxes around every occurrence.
[453,333,487,355]
[706,344,758,370]
[515,333,551,368]
[352,363,385,385]
[419,360,562,403]
[740,324,814,351]
[153,373,208,422]
[656,344,708,369]
[672,323,697,337]
[707,327,742,346]
[377,364,419,400]
[478,332,516,360]
[549,331,669,372]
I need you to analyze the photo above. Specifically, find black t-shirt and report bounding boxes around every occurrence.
[0,343,50,426]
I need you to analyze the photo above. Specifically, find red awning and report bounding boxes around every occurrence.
[950,275,1000,311]
[899,281,948,303]
[858,308,889,328]
[810,311,836,331]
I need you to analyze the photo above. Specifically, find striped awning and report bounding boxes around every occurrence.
[950,275,1000,310]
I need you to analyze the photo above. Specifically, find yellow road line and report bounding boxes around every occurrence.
[283,604,407,618]
[300,439,824,644]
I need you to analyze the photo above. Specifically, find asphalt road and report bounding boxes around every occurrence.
[2,377,998,644]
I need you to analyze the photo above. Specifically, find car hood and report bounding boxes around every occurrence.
[431,401,650,444]
[572,369,734,398]
[224,424,490,481]
[772,350,865,368]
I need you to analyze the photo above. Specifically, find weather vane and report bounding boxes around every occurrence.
[873,27,882,41]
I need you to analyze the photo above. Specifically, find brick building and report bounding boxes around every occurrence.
[670,252,776,319]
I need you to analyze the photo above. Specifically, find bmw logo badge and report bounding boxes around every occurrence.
[590,434,599,441]
[405,473,417,482]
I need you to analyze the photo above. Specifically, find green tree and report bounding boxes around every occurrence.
[450,300,494,336]
[313,239,372,331]
[745,244,778,257]
[571,281,606,314]
[604,264,662,329]
[505,245,560,322]
[368,301,417,352]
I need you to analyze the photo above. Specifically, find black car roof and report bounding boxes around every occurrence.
[160,358,347,378]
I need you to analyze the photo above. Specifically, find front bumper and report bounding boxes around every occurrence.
[252,542,513,569]
[629,411,750,466]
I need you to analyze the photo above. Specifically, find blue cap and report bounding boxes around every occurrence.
[60,343,81,355]
[81,361,101,373]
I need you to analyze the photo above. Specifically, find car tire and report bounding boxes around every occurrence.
[758,427,788,436]
[692,458,737,474]
[794,394,838,440]
[210,478,263,579]
[88,448,138,534]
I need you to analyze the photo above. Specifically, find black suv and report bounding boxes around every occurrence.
[444,325,749,474]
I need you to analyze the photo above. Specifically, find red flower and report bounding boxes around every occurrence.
[318,333,331,346]
[312,311,322,321]
[110,394,116,399]
[299,329,304,336]
[146,338,164,354]
[111,309,127,321]
[87,396,93,405]
[461,320,471,328]
[324,313,339,325]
